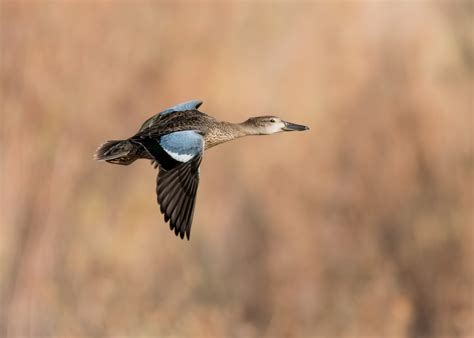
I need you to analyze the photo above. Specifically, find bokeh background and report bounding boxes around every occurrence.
[1,1,473,337]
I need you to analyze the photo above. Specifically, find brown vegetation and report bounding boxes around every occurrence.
[1,2,472,337]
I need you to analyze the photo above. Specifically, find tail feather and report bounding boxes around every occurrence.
[94,140,136,165]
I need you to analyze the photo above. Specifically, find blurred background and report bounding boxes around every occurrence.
[1,1,472,337]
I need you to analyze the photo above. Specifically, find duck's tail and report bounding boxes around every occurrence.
[94,139,138,165]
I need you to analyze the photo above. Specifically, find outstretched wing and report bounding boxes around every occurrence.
[159,99,203,117]
[138,100,203,132]
[134,130,204,239]
[157,155,202,239]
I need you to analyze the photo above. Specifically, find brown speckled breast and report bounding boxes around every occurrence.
[133,110,244,151]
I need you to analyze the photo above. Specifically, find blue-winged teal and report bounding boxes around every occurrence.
[95,100,309,240]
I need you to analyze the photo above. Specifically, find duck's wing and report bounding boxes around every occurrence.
[133,130,204,240]
[159,99,203,117]
[138,100,203,132]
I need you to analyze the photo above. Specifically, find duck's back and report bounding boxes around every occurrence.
[95,100,215,167]
[135,110,216,138]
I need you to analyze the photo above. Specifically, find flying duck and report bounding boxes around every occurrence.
[95,100,309,240]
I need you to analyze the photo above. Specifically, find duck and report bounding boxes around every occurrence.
[95,100,309,240]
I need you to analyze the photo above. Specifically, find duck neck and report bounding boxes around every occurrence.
[204,121,256,149]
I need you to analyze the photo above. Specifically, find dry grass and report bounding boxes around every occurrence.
[1,1,472,337]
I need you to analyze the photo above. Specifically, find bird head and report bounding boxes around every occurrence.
[243,116,309,135]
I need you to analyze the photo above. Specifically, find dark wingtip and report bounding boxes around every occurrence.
[156,155,201,242]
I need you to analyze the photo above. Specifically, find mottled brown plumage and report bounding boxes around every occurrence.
[136,110,250,149]
[95,100,308,240]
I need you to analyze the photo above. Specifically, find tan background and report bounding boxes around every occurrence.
[1,1,472,337]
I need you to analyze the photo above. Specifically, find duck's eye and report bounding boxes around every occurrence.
[270,119,276,123]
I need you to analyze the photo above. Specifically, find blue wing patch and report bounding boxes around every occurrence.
[138,100,203,132]
[160,99,203,116]
[160,130,204,163]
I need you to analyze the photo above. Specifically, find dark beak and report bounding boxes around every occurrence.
[283,121,309,131]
